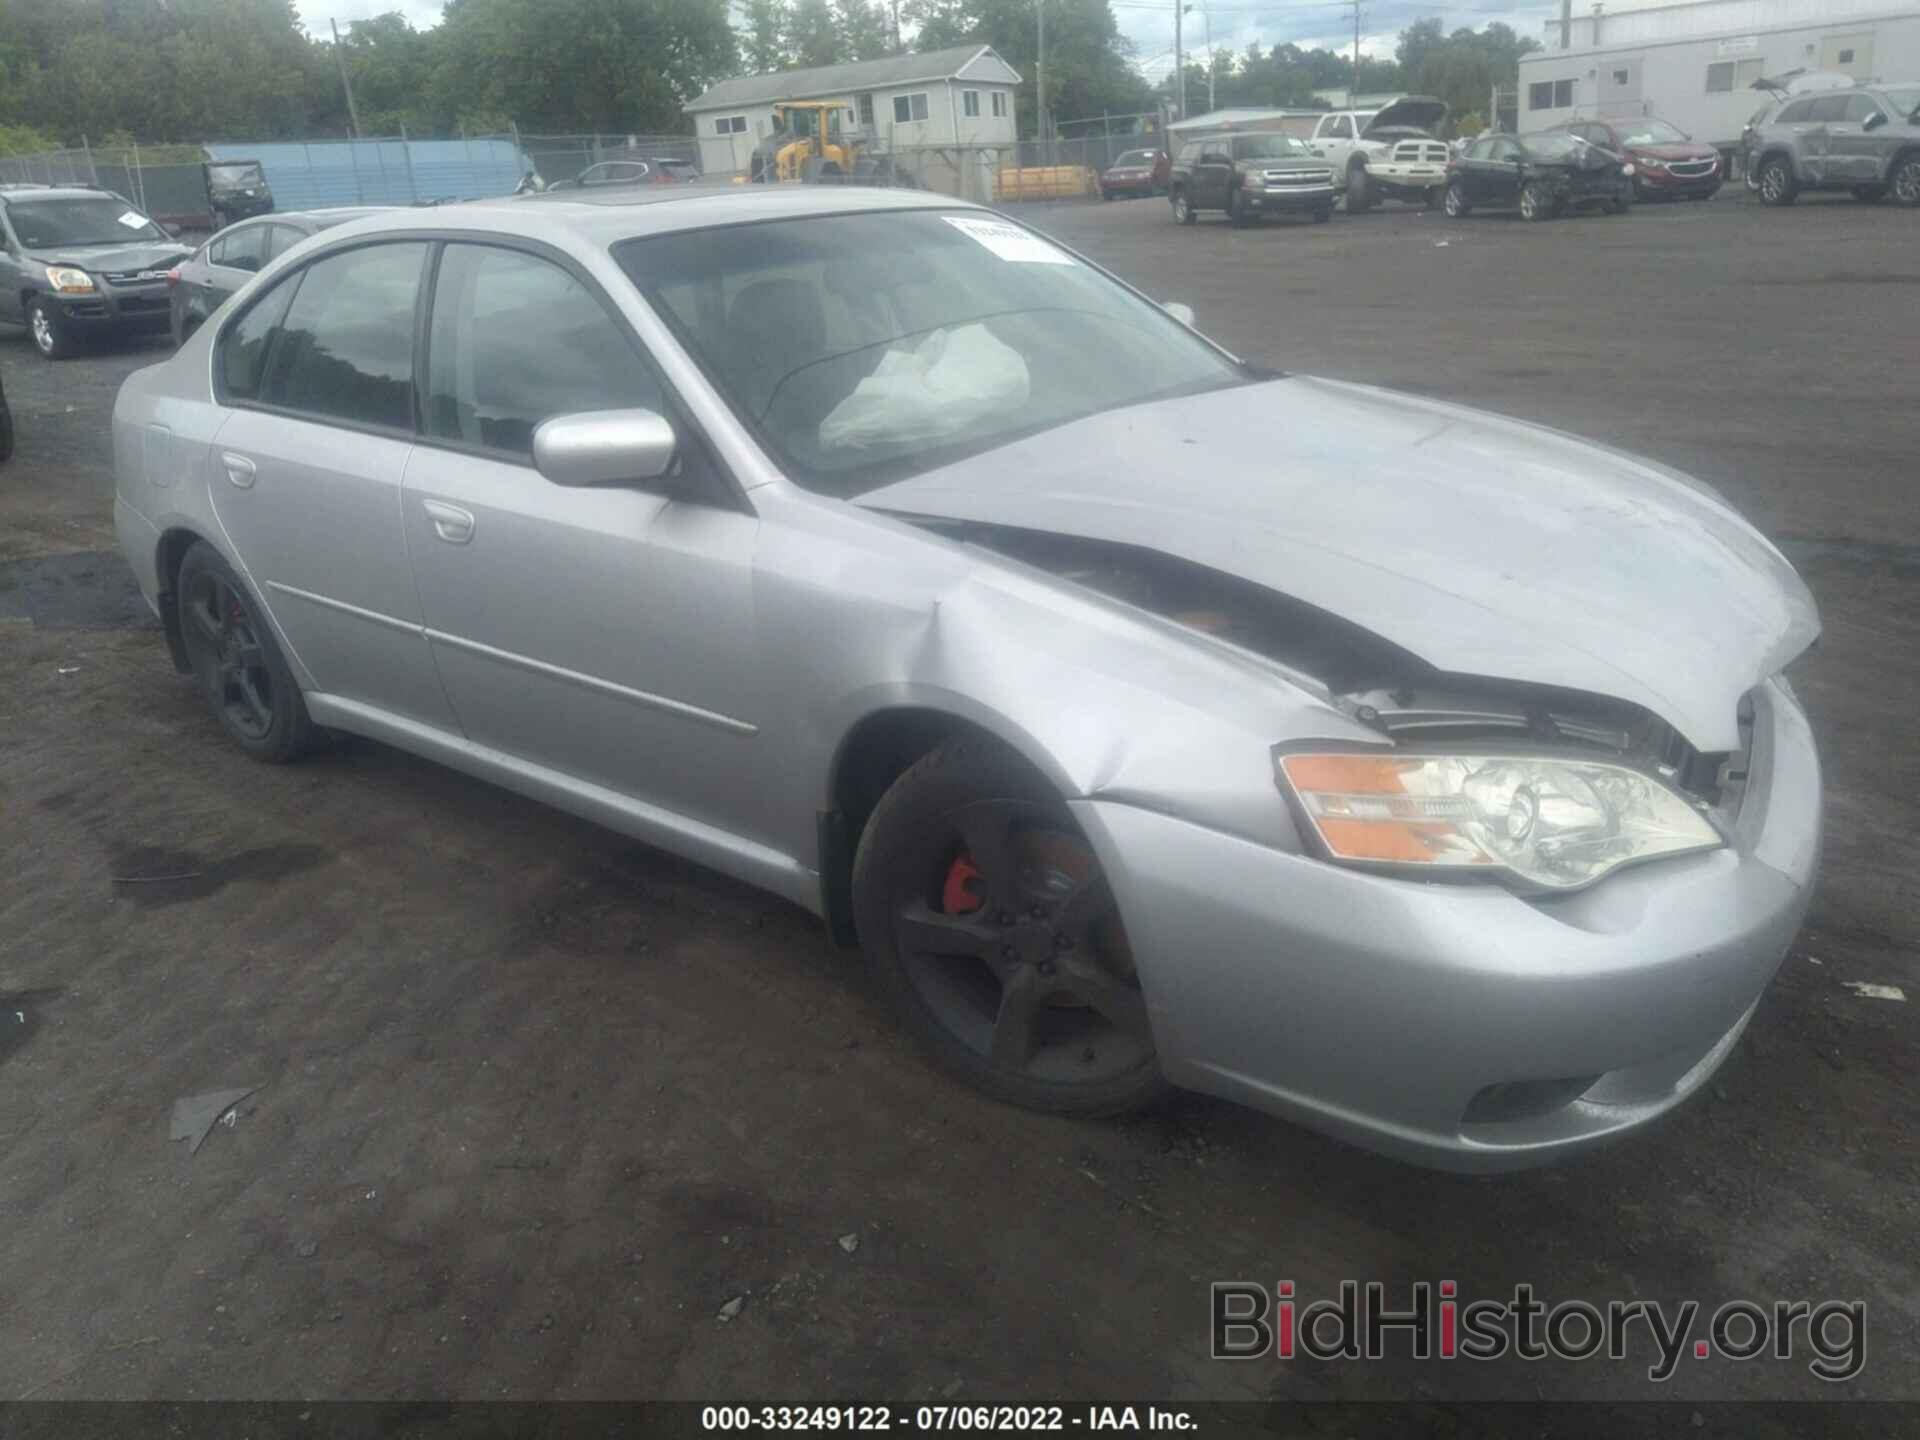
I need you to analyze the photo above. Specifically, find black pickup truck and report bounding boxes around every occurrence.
[1167,133,1337,226]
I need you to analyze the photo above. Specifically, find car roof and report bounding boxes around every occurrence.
[0,185,128,203]
[324,183,977,249]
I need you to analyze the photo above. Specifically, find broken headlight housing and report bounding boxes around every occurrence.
[1275,751,1722,891]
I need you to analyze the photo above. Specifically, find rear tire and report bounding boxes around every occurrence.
[1170,187,1196,225]
[852,738,1167,1118]
[1758,157,1798,206]
[175,541,319,763]
[1519,180,1555,221]
[1443,180,1471,217]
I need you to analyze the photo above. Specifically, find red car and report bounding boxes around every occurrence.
[1100,147,1170,200]
[1559,117,1721,201]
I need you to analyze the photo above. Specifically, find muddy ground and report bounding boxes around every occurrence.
[0,187,1913,1416]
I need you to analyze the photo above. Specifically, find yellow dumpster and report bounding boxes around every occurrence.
[994,165,1099,202]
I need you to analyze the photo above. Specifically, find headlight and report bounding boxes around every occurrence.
[1621,163,1636,176]
[45,265,95,295]
[1242,173,1265,189]
[1637,156,1664,169]
[1275,751,1723,891]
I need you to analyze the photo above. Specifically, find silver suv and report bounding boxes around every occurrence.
[1744,83,1920,205]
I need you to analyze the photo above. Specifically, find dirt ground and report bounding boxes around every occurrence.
[0,187,1914,1414]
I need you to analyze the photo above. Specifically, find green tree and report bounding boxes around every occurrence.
[907,0,1150,135]
[835,0,894,61]
[786,0,840,68]
[1396,20,1540,136]
[741,0,792,73]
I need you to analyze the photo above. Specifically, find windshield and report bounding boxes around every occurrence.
[1615,119,1687,145]
[1235,135,1312,160]
[617,210,1246,496]
[208,163,265,188]
[1114,150,1156,166]
[1881,86,1920,118]
[6,197,164,247]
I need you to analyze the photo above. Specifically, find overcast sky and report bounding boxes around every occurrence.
[299,1,1617,81]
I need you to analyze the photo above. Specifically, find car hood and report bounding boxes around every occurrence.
[1364,96,1449,136]
[856,377,1817,751]
[27,240,192,272]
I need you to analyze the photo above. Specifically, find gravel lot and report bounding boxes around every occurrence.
[1,187,1914,1413]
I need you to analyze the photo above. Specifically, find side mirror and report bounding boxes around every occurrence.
[1863,110,1887,132]
[1161,301,1196,327]
[163,222,182,238]
[533,409,678,488]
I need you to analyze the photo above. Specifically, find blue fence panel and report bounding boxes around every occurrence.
[204,138,527,211]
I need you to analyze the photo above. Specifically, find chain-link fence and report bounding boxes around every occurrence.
[0,129,1136,225]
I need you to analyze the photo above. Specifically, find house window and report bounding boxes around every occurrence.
[714,115,747,135]
[1612,68,1630,85]
[962,89,980,119]
[991,91,1008,118]
[1529,80,1574,111]
[893,92,930,124]
[1838,47,1854,64]
[858,94,874,126]
[1706,62,1734,93]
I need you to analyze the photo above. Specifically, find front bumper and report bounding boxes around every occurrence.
[1103,175,1158,193]
[1636,165,1721,196]
[1240,184,1336,212]
[53,280,173,336]
[1074,678,1820,1172]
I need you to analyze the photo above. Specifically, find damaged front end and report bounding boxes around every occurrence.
[902,517,1753,888]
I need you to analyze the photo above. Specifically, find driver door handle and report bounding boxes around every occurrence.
[219,452,256,489]
[422,499,475,545]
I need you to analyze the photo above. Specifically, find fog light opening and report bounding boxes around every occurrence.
[1462,1076,1600,1126]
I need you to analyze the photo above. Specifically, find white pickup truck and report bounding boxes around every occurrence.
[1304,96,1453,211]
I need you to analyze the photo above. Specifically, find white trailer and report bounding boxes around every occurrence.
[1518,0,1920,150]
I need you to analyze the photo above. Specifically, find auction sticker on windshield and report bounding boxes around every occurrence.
[118,210,148,229]
[942,215,1075,265]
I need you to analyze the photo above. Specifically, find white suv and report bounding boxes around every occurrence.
[1306,96,1453,211]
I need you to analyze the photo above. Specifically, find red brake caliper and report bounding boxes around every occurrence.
[942,854,984,914]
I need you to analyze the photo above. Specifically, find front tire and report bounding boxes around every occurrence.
[852,738,1167,1118]
[1170,187,1196,225]
[1346,165,1372,213]
[26,296,78,359]
[1443,180,1471,217]
[1758,157,1799,206]
[1312,204,1332,223]
[1891,156,1920,207]
[1608,191,1632,215]
[175,542,318,763]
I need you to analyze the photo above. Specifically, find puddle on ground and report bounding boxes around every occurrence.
[0,549,156,630]
[106,842,333,909]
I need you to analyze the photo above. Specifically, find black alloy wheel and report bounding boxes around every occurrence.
[853,740,1165,1116]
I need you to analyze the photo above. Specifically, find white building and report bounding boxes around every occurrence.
[686,45,1022,180]
[1518,0,1920,148]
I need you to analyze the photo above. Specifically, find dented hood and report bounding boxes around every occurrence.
[856,377,1818,751]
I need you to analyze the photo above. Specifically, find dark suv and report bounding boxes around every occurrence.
[205,160,275,228]
[1744,84,1920,205]
[0,185,190,358]
[1168,134,1336,225]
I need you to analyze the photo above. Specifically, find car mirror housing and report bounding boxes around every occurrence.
[532,408,678,488]
[1161,301,1196,327]
[1863,111,1887,132]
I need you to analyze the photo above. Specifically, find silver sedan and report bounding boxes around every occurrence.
[111,187,1821,1170]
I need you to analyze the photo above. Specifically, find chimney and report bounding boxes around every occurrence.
[1561,0,1572,49]
[1591,2,1604,47]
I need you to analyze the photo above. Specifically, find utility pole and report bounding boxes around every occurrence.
[330,18,362,139]
[1174,0,1185,122]
[1037,0,1048,159]
[1184,3,1213,114]
[1349,0,1361,109]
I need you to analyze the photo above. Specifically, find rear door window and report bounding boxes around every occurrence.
[260,242,428,433]
[1807,96,1849,123]
[217,277,299,402]
[1776,100,1816,124]
[211,224,269,273]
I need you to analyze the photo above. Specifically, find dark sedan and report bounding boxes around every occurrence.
[1100,148,1170,200]
[1442,132,1634,221]
[1558,116,1720,201]
[168,207,390,346]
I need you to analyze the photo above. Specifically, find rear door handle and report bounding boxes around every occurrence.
[422,498,475,545]
[219,452,255,488]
